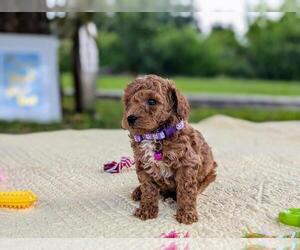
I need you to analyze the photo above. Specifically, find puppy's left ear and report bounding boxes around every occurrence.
[169,84,190,120]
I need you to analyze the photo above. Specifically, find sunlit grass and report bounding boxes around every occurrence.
[1,74,300,133]
[2,98,300,134]
[62,73,300,96]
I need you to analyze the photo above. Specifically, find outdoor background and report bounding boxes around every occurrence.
[1,6,300,133]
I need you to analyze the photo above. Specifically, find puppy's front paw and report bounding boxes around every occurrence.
[176,208,198,224]
[134,205,158,220]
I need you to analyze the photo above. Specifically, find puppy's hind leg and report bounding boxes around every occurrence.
[197,162,217,194]
[132,185,142,201]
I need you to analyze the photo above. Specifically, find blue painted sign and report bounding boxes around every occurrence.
[0,34,61,123]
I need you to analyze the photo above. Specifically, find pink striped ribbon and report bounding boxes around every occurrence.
[104,157,135,174]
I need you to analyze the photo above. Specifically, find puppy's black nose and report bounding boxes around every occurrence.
[127,115,137,126]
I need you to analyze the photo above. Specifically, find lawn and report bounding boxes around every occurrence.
[62,73,300,96]
[1,74,300,134]
[2,98,300,134]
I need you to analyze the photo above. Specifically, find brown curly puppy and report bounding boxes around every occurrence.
[122,75,217,224]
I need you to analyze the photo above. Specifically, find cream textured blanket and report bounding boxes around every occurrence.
[0,115,299,238]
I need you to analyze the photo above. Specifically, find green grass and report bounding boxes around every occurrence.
[98,100,300,124]
[2,98,300,134]
[1,74,300,134]
[62,73,300,96]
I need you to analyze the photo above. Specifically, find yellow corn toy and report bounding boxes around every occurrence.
[0,191,37,209]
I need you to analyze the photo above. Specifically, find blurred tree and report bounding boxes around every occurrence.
[280,0,300,11]
[205,26,253,77]
[247,13,300,80]
[96,12,197,74]
[99,31,125,72]
[98,14,249,77]
[152,26,216,76]
[56,10,300,81]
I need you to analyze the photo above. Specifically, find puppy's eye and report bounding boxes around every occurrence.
[147,99,156,106]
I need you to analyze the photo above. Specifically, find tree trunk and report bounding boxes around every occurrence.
[72,19,83,113]
[72,15,98,114]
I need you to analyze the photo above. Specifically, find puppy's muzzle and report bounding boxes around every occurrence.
[127,115,138,126]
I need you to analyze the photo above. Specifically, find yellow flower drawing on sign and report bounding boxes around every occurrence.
[5,67,39,107]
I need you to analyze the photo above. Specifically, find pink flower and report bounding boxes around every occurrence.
[159,231,190,250]
[162,242,178,250]
[160,230,190,238]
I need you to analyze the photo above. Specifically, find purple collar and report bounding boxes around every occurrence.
[133,120,184,143]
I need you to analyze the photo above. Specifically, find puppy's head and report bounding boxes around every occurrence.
[122,75,190,134]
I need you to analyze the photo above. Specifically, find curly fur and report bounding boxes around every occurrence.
[122,75,217,224]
